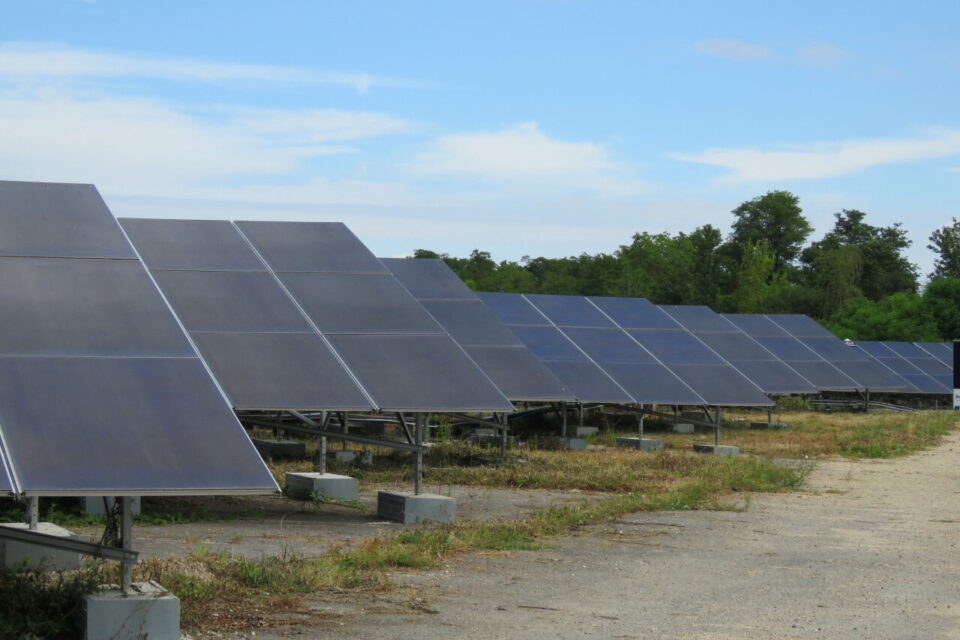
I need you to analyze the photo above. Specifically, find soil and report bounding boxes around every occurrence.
[79,431,960,639]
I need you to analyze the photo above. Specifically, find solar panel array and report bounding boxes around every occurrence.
[121,220,515,413]
[854,342,948,394]
[0,181,278,497]
[659,305,817,394]
[383,259,575,403]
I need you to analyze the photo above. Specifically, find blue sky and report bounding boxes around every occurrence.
[1,1,958,277]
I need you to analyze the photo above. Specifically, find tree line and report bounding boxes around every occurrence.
[414,190,960,341]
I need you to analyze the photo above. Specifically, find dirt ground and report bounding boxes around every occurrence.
[185,429,960,639]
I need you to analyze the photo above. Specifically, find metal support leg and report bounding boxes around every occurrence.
[26,496,38,531]
[120,496,133,594]
[767,408,772,427]
[500,413,508,456]
[414,414,424,496]
[638,405,645,440]
[317,411,328,474]
[714,408,721,446]
[561,402,568,437]
[578,403,584,430]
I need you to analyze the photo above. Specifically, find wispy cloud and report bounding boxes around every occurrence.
[693,39,773,61]
[798,42,845,65]
[671,129,960,183]
[0,42,417,92]
[410,122,647,196]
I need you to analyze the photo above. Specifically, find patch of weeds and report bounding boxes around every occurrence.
[0,563,101,639]
[308,491,368,512]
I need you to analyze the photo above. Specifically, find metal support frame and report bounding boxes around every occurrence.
[637,404,645,440]
[0,524,138,564]
[25,496,38,531]
[714,408,722,446]
[561,401,568,437]
[414,414,424,496]
[240,416,423,452]
[120,497,134,593]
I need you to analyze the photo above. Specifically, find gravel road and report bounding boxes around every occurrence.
[228,430,960,639]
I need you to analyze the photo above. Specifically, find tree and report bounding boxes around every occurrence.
[729,190,812,273]
[825,293,940,341]
[923,277,960,340]
[725,241,776,313]
[928,218,960,279]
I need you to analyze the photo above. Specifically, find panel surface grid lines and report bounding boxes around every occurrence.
[477,292,551,326]
[462,346,575,402]
[722,313,791,337]
[523,294,616,328]
[121,218,376,412]
[766,314,836,337]
[668,364,773,406]
[0,182,278,496]
[587,296,681,329]
[234,221,513,412]
[660,305,738,333]
[380,258,477,300]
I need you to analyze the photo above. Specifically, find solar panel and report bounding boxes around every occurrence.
[906,357,951,377]
[884,341,928,358]
[668,364,773,406]
[0,357,274,495]
[0,257,194,357]
[856,341,898,358]
[767,314,835,337]
[901,374,948,393]
[560,327,657,364]
[538,360,634,404]
[723,314,790,337]
[462,346,576,402]
[786,361,860,391]
[600,363,704,404]
[477,292,550,326]
[754,336,823,361]
[523,294,616,328]
[695,332,777,361]
[799,337,866,362]
[119,218,265,271]
[626,329,726,365]
[152,270,313,333]
[235,221,387,273]
[916,342,953,363]
[0,181,136,259]
[190,332,373,410]
[380,258,475,300]
[855,341,948,394]
[660,305,738,332]
[279,272,444,334]
[728,360,819,394]
[419,300,524,347]
[325,334,515,411]
[587,296,681,329]
[830,360,912,391]
[510,325,590,361]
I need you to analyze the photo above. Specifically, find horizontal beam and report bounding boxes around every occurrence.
[0,525,138,563]
[240,418,424,453]
[437,412,509,432]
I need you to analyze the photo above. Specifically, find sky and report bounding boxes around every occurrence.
[1,1,958,278]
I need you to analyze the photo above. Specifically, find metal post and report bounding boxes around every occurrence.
[414,413,424,496]
[561,402,568,437]
[767,408,772,427]
[26,496,38,531]
[578,403,584,430]
[638,405,645,440]
[317,411,328,474]
[714,408,721,446]
[120,496,133,594]
[500,413,508,456]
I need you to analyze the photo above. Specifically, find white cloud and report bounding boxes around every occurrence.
[671,129,960,183]
[410,122,647,196]
[0,42,415,92]
[693,39,773,61]
[798,42,845,65]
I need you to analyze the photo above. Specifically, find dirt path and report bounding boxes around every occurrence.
[226,430,960,639]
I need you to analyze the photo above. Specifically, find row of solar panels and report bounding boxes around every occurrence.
[0,180,953,499]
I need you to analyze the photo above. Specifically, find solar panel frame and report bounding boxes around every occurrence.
[477,292,551,326]
[235,221,388,273]
[667,364,775,406]
[380,258,476,300]
[767,314,836,337]
[625,329,727,365]
[587,296,682,330]
[722,313,791,337]
[660,305,740,333]
[119,218,266,271]
[418,300,525,347]
[523,294,616,328]
[462,346,576,402]
[726,360,819,394]
[538,360,635,404]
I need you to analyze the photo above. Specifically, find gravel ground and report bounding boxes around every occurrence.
[201,430,960,639]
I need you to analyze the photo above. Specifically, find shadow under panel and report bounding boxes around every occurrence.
[152,270,312,333]
[540,360,634,404]
[601,362,704,405]
[587,296,681,330]
[478,292,550,326]
[279,272,443,334]
[463,345,574,402]
[667,364,773,406]
[0,356,277,495]
[236,221,387,273]
[0,181,136,259]
[120,218,266,271]
[382,258,476,300]
[0,257,194,357]
[728,360,817,394]
[420,300,524,347]
[191,332,373,411]
[325,334,514,412]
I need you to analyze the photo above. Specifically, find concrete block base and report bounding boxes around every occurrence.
[327,449,373,465]
[616,437,665,451]
[575,426,599,437]
[81,496,141,516]
[549,437,586,450]
[751,421,788,430]
[252,438,307,460]
[84,581,179,640]
[672,423,695,433]
[0,522,81,570]
[693,444,740,457]
[377,491,456,524]
[285,472,359,501]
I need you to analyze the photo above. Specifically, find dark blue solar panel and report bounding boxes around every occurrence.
[799,337,867,362]
[729,360,817,394]
[916,342,953,362]
[755,337,822,361]
[768,314,836,337]
[381,258,476,300]
[419,300,523,347]
[478,292,549,326]
[525,294,616,328]
[561,327,656,364]
[661,305,738,333]
[696,332,775,361]
[509,325,587,361]
[831,361,911,391]
[873,355,920,375]
[462,346,574,402]
[601,363,704,404]
[627,330,725,365]
[723,314,790,337]
[901,374,947,394]
[786,361,860,391]
[668,364,772,406]
[541,360,634,404]
[857,341,898,358]
[884,341,927,358]
[587,296,681,329]
[935,375,953,389]
[235,221,388,273]
[120,218,265,271]
[906,357,951,376]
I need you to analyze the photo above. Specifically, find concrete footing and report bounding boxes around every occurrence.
[0,522,81,570]
[672,423,695,433]
[751,421,789,430]
[546,437,586,450]
[615,437,665,451]
[84,581,180,640]
[377,491,456,524]
[575,426,599,437]
[327,449,373,465]
[81,496,141,516]
[285,472,359,501]
[251,438,307,460]
[693,444,740,456]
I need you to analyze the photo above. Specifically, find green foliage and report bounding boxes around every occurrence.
[0,565,100,639]
[824,293,940,341]
[923,277,960,340]
[729,190,812,272]
[928,218,960,280]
